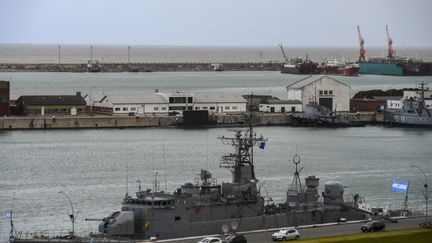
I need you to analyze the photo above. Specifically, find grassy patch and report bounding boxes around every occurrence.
[297,228,432,243]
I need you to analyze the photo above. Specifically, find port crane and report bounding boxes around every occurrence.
[386,25,395,58]
[278,43,288,62]
[357,25,366,62]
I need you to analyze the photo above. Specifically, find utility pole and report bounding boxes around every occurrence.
[411,165,431,225]
[128,46,131,65]
[90,45,93,62]
[58,45,61,65]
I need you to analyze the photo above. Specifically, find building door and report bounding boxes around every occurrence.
[270,107,275,113]
[281,107,285,113]
[291,106,296,112]
[319,98,333,110]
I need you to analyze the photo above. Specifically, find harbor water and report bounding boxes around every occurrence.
[1,69,432,240]
[0,126,431,239]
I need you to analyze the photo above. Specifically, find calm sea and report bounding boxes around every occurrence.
[0,45,432,240]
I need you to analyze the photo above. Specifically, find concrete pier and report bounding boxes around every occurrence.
[0,112,384,130]
[0,62,281,72]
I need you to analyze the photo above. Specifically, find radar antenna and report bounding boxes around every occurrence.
[290,154,303,192]
[219,93,267,183]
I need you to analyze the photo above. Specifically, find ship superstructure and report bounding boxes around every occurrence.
[98,118,369,240]
[385,83,432,126]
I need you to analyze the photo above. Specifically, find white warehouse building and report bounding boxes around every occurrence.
[287,75,351,112]
[85,92,247,115]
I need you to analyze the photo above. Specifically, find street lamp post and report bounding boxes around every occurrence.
[89,87,96,112]
[411,165,431,224]
[58,191,78,237]
[58,45,61,65]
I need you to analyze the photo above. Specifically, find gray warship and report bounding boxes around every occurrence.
[98,124,370,240]
[385,83,432,127]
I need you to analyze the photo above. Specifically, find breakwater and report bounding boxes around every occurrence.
[0,62,281,72]
[0,113,384,130]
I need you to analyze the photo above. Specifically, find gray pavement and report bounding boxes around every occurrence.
[154,217,426,243]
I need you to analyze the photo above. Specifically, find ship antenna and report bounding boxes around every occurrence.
[249,93,254,168]
[163,142,167,193]
[125,165,129,198]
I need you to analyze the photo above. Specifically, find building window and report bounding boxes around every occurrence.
[123,107,128,111]
[329,90,333,95]
[154,107,159,111]
[115,107,120,111]
[203,106,208,110]
[131,107,136,111]
[324,90,328,95]
[225,106,230,110]
[195,107,200,110]
[169,97,193,104]
[319,91,323,95]
[161,107,166,111]
[232,106,237,110]
[209,106,215,110]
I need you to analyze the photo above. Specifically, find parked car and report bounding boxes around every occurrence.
[361,220,385,232]
[272,228,300,241]
[222,234,247,243]
[197,237,222,243]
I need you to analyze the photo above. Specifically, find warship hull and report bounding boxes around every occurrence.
[114,199,368,239]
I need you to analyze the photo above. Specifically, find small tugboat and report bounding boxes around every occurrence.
[385,83,432,127]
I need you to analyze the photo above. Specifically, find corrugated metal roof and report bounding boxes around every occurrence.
[372,96,403,100]
[108,94,167,104]
[193,93,247,103]
[262,99,302,105]
[287,75,349,89]
[17,95,86,105]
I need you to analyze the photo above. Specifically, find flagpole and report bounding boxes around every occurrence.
[404,181,410,212]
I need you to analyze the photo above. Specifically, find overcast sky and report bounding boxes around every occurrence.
[0,0,431,47]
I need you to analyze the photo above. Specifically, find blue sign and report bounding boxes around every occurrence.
[392,180,409,193]
[259,142,266,149]
[4,212,11,219]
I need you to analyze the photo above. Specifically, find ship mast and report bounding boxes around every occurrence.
[386,25,395,59]
[219,94,267,183]
[357,25,366,62]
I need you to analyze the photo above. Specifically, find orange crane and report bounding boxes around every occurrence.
[357,25,366,62]
[386,25,395,58]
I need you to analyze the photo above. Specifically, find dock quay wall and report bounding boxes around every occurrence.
[0,62,282,72]
[0,113,293,130]
[0,113,384,130]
